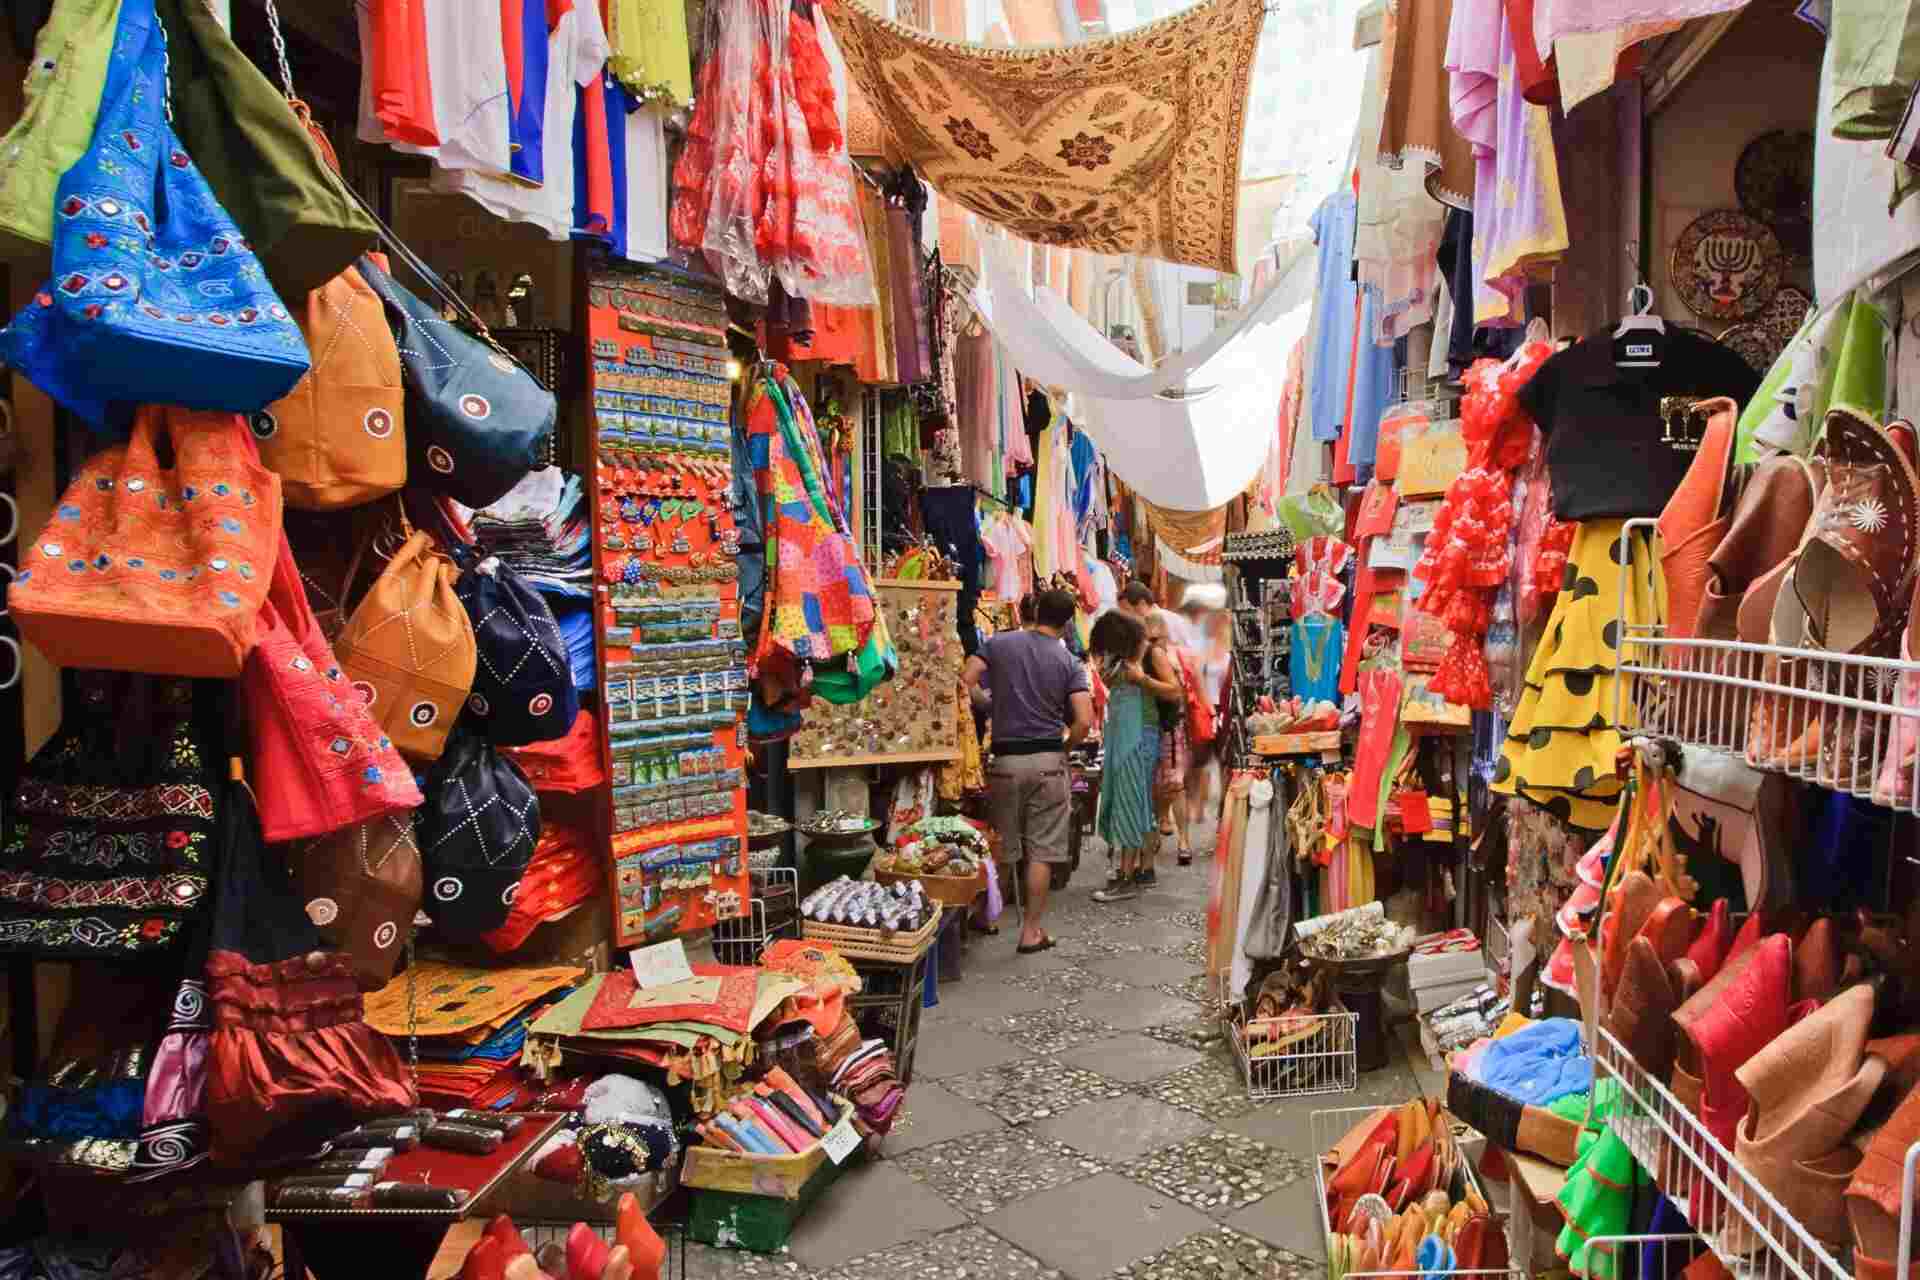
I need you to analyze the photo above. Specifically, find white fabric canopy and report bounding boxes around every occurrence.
[970,238,1316,510]
[1815,45,1920,305]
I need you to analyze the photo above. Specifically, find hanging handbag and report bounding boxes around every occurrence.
[240,531,422,843]
[0,671,225,957]
[333,525,478,762]
[0,0,311,430]
[415,728,541,941]
[453,551,580,747]
[204,771,415,1168]
[251,257,408,511]
[11,407,283,678]
[0,0,123,256]
[357,251,556,510]
[290,811,423,992]
[153,0,377,299]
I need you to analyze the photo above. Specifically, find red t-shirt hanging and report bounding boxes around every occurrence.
[369,0,440,147]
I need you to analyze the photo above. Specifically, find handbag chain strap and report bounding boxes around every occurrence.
[258,0,297,103]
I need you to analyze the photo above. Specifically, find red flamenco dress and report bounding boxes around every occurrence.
[670,0,875,307]
[1413,341,1552,708]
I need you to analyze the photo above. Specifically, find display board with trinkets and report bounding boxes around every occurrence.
[586,263,750,949]
[788,579,964,769]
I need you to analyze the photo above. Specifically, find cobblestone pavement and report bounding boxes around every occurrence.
[669,823,1438,1280]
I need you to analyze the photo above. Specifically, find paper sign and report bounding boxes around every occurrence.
[630,939,695,989]
[821,1113,861,1165]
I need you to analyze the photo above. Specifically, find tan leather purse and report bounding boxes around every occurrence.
[253,261,407,510]
[291,812,423,991]
[335,527,477,761]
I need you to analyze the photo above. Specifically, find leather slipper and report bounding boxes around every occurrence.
[1016,935,1057,955]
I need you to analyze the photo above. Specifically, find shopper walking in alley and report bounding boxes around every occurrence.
[963,588,1094,953]
[1179,587,1232,863]
[1091,609,1181,903]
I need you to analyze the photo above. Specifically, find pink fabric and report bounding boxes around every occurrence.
[1347,668,1404,831]
[1445,0,1568,326]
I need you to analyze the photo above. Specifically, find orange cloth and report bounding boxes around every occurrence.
[1655,399,1737,641]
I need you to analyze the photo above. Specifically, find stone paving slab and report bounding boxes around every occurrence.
[1118,1130,1318,1216]
[880,1080,1006,1154]
[1030,1096,1214,1163]
[1116,1227,1324,1280]
[1054,1030,1202,1083]
[813,1225,1064,1280]
[941,1054,1135,1124]
[978,1006,1117,1055]
[892,1127,1104,1215]
[981,1171,1217,1280]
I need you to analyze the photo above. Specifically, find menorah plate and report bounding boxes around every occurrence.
[1671,208,1782,323]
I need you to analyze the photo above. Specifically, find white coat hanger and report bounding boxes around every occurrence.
[1614,246,1665,368]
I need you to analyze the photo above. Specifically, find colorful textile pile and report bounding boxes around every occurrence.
[669,0,874,305]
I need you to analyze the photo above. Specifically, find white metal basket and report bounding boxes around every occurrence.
[1594,1024,1850,1280]
[1229,1009,1358,1099]
[1611,518,1920,814]
[1311,1104,1522,1280]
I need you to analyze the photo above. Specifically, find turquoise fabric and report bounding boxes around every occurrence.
[1097,680,1160,852]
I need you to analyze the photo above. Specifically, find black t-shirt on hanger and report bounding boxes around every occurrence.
[1516,326,1762,521]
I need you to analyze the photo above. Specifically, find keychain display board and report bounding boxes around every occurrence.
[585,263,750,949]
[788,579,963,769]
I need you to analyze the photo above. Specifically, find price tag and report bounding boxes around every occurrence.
[821,1113,860,1165]
[629,938,695,989]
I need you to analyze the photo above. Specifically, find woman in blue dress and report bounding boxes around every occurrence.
[1091,610,1183,903]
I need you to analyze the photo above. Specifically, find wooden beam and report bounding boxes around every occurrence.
[1643,10,1744,114]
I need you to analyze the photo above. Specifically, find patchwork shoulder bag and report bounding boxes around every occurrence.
[240,530,422,843]
[11,407,282,678]
[356,252,555,510]
[415,728,541,940]
[454,551,580,747]
[334,526,478,762]
[0,671,226,957]
[0,0,310,430]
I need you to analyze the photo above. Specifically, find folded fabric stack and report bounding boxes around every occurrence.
[460,467,594,600]
[825,1036,904,1134]
[482,823,602,953]
[365,961,584,1108]
[528,966,809,1114]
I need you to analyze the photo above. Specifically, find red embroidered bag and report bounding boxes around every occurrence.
[240,530,421,844]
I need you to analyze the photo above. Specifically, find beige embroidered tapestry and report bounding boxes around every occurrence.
[819,0,1265,273]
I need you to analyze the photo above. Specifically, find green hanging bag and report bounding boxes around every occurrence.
[154,0,376,299]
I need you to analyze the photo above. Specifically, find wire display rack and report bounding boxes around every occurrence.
[712,868,800,965]
[1593,1025,1851,1280]
[1610,519,1920,814]
[1229,1010,1358,1099]
[519,1218,689,1278]
[1310,1105,1522,1280]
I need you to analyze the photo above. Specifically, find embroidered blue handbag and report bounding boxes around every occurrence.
[0,0,310,430]
[357,251,556,511]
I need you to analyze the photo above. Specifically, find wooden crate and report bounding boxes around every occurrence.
[688,1156,847,1254]
[802,905,942,962]
[1251,731,1343,756]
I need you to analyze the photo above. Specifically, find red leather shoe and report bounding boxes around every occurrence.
[1673,899,1734,995]
[1846,1081,1920,1267]
[1601,871,1662,1010]
[616,1192,667,1280]
[1680,933,1794,1151]
[566,1224,611,1280]
[1603,935,1680,1080]
[462,1238,504,1280]
[486,1215,533,1263]
[1796,917,1842,1003]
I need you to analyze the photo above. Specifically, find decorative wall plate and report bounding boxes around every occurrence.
[1735,130,1814,259]
[1670,209,1782,322]
[1761,286,1812,349]
[1716,321,1775,374]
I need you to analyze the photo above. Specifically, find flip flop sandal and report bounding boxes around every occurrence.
[1016,935,1056,955]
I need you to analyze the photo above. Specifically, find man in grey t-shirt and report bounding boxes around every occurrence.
[962,589,1093,954]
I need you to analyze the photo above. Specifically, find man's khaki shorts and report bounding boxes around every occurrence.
[986,751,1071,866]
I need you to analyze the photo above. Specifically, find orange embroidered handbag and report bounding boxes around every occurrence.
[12,407,282,677]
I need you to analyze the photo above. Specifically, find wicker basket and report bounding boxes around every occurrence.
[802,906,943,963]
[873,865,985,909]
